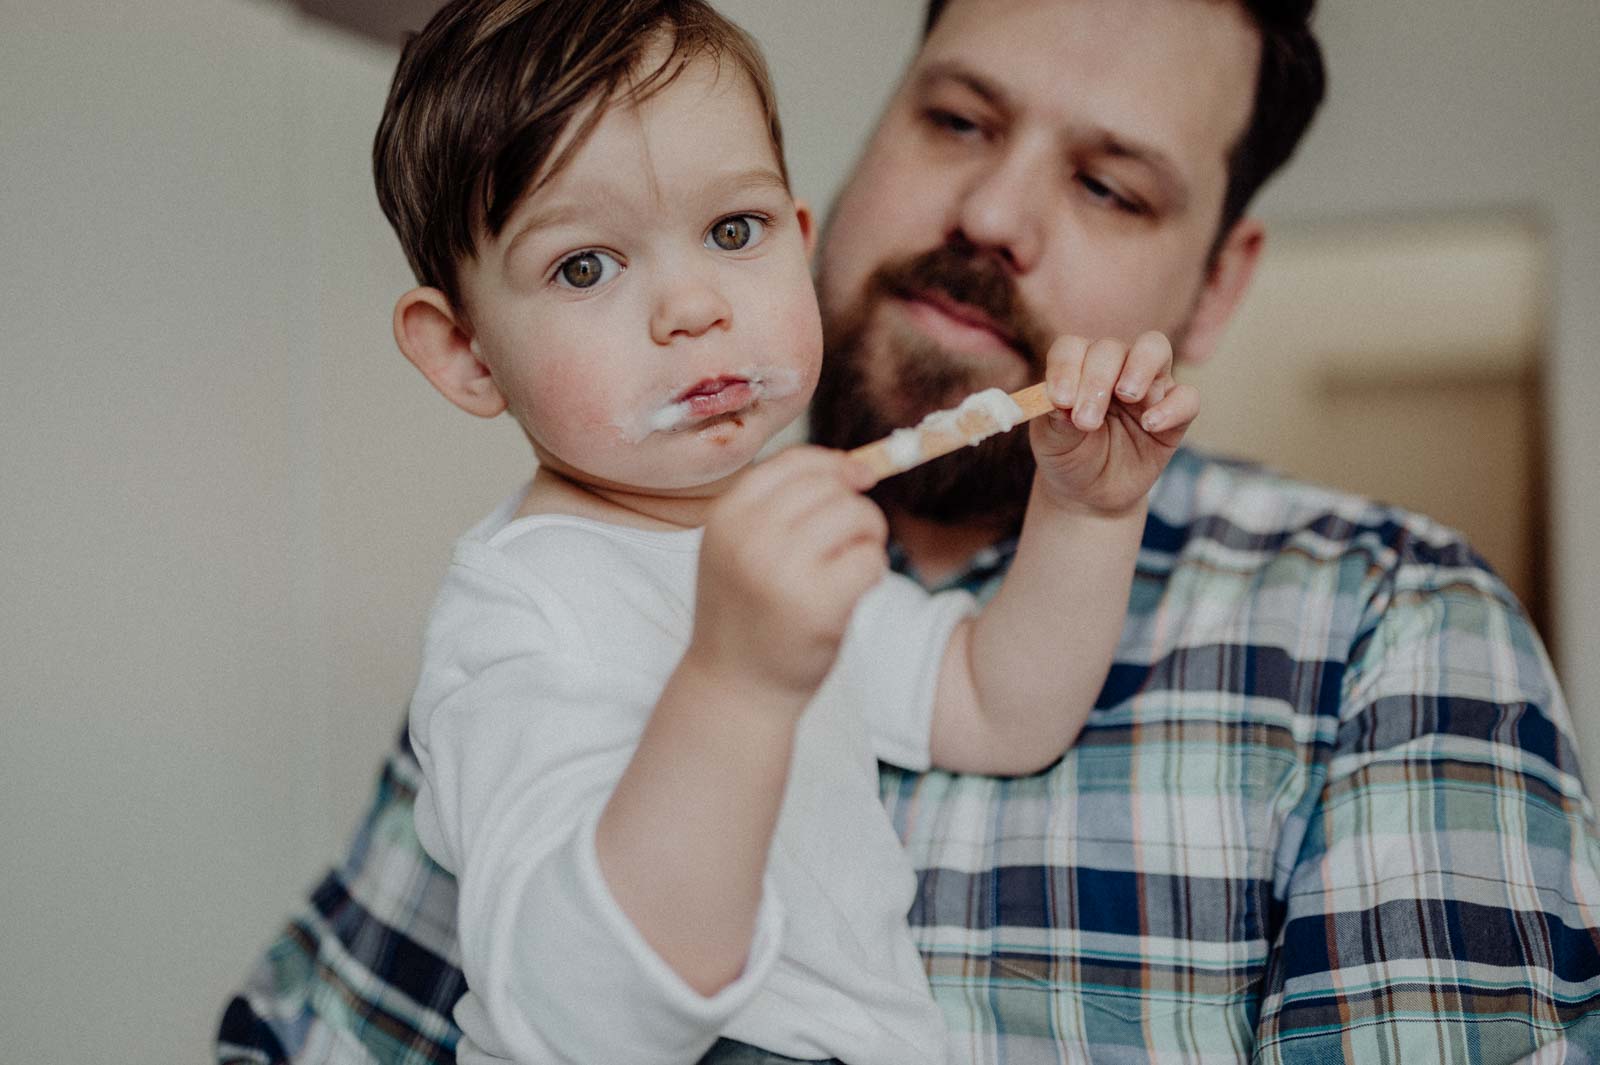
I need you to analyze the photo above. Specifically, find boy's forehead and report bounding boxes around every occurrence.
[496,56,786,249]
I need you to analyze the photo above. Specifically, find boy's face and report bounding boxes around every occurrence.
[455,54,820,495]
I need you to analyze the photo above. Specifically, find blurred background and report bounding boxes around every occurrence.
[3,0,1597,1059]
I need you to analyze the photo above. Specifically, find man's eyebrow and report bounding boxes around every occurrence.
[913,61,1013,114]
[1087,130,1190,210]
[914,60,1191,210]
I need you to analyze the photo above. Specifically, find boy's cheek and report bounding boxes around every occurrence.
[779,291,826,367]
[527,365,624,439]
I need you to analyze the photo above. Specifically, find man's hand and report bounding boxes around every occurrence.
[684,446,888,705]
[1030,331,1199,515]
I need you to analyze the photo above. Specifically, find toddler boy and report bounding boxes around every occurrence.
[374,1,1198,1062]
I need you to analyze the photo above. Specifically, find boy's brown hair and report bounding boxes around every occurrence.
[374,0,786,311]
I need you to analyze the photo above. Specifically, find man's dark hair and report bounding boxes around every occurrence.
[374,0,785,311]
[924,0,1326,244]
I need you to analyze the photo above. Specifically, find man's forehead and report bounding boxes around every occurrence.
[915,0,1258,172]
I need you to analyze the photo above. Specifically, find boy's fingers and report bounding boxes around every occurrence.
[1074,338,1129,431]
[841,454,878,492]
[1115,331,1173,404]
[773,519,885,604]
[1144,372,1174,408]
[1044,335,1090,408]
[1139,382,1200,436]
[812,505,889,569]
[764,475,863,538]
[740,445,855,498]
[1034,407,1088,452]
[834,539,891,600]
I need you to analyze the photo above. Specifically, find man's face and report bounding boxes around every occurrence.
[812,0,1259,522]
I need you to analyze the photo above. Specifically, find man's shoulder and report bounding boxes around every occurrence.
[1152,447,1487,576]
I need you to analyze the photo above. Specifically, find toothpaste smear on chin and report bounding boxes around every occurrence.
[612,367,805,443]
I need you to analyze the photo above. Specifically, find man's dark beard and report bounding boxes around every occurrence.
[811,236,1051,528]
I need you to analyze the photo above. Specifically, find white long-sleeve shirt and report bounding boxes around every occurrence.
[409,490,974,1065]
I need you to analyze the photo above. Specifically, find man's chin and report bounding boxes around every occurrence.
[868,426,1035,529]
[812,320,1035,529]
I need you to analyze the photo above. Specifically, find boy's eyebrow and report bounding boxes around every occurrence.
[502,190,627,264]
[699,165,790,202]
[502,165,790,264]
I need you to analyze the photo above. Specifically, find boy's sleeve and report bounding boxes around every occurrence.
[410,551,783,1065]
[829,572,976,772]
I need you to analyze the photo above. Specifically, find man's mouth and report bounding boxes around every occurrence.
[896,289,1024,359]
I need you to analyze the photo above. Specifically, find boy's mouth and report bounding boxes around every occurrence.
[676,376,754,419]
[614,367,806,443]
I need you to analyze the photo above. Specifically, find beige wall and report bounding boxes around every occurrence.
[2,0,1596,1060]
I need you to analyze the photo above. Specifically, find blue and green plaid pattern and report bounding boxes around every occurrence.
[219,450,1600,1063]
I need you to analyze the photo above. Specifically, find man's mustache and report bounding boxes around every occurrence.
[864,235,1051,373]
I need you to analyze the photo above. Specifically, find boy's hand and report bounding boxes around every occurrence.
[1030,331,1199,515]
[684,446,887,708]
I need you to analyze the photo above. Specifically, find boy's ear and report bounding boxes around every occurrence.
[392,287,507,419]
[1177,217,1264,367]
[795,199,817,261]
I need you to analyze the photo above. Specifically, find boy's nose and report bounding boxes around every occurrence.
[650,276,732,345]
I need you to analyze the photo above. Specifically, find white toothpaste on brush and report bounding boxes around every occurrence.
[613,367,806,443]
[883,387,1026,468]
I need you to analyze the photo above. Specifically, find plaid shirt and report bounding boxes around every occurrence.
[219,449,1600,1063]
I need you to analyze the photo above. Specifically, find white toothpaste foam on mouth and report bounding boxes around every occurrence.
[613,367,806,443]
[883,387,1026,469]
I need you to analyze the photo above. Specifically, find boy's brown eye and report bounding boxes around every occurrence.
[554,250,620,290]
[711,218,750,250]
[560,253,604,288]
[707,215,764,252]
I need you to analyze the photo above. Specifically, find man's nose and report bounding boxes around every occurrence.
[951,137,1051,274]
[649,270,732,345]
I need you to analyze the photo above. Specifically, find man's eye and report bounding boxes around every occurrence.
[706,214,766,252]
[554,250,622,289]
[1079,174,1144,215]
[926,108,979,136]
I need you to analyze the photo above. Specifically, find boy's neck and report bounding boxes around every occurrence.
[517,466,717,531]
